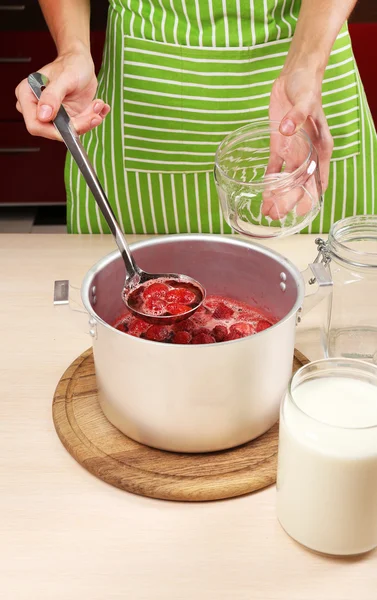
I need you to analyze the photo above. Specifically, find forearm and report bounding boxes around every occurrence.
[283,0,358,78]
[38,0,91,55]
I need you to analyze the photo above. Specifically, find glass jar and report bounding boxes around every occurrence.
[316,216,377,362]
[214,120,322,238]
[277,358,377,556]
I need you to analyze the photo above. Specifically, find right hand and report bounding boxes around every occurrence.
[15,44,110,141]
[262,68,333,220]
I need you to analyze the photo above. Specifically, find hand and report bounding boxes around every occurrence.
[15,43,110,141]
[263,67,333,219]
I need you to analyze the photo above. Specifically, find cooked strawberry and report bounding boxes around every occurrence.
[128,318,150,337]
[243,309,263,319]
[226,331,243,341]
[243,312,266,326]
[255,319,272,333]
[114,293,277,344]
[212,302,234,320]
[143,282,169,300]
[167,303,191,315]
[212,325,228,342]
[166,288,196,305]
[114,317,129,333]
[145,325,170,342]
[172,331,192,344]
[194,306,212,325]
[191,332,216,344]
[144,297,167,315]
[229,322,252,337]
[192,327,211,336]
[204,297,222,310]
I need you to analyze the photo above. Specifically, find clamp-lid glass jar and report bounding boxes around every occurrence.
[214,120,322,238]
[317,216,377,363]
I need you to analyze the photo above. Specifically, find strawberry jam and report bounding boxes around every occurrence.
[114,294,276,345]
[125,278,201,317]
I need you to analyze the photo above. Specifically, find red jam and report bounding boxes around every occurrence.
[125,278,201,317]
[114,294,276,344]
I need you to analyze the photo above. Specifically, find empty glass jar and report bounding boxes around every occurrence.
[214,120,322,238]
[317,216,377,363]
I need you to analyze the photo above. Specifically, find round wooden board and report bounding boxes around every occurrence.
[53,348,309,502]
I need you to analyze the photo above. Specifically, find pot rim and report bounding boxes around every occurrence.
[81,234,305,347]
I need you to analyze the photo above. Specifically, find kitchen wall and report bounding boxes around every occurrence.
[350,1,377,22]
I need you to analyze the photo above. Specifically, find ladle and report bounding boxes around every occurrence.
[28,72,205,324]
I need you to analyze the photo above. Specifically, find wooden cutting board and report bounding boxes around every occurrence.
[53,348,309,502]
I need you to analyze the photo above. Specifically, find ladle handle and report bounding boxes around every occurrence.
[27,72,138,280]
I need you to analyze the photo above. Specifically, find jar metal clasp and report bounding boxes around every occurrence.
[308,238,332,285]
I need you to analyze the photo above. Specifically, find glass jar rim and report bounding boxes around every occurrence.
[328,216,377,268]
[214,119,314,191]
[288,358,377,430]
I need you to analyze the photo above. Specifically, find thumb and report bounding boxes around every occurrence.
[280,102,309,136]
[37,77,70,122]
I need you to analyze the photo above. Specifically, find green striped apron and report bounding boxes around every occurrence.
[65,0,377,234]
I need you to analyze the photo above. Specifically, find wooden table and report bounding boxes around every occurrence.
[0,234,375,600]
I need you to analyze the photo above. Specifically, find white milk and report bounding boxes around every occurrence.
[277,376,377,555]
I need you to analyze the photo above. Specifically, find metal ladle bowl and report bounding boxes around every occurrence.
[28,72,205,325]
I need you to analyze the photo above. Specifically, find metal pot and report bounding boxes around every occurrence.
[80,234,330,453]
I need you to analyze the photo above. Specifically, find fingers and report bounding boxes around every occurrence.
[280,102,333,192]
[15,77,110,140]
[71,101,110,135]
[265,145,284,179]
[36,73,111,134]
[312,110,333,192]
[295,193,314,218]
[267,186,306,221]
[263,134,303,218]
[36,75,72,122]
[297,177,320,217]
[16,80,61,140]
[261,189,277,218]
[265,105,332,220]
[262,152,284,216]
[265,151,283,177]
[265,123,287,175]
[76,99,110,120]
[280,101,309,136]
[263,126,285,216]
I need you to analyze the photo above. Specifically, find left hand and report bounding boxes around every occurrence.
[15,45,110,141]
[263,67,333,219]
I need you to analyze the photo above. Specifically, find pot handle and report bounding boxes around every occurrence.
[53,280,96,337]
[53,280,86,312]
[299,262,332,321]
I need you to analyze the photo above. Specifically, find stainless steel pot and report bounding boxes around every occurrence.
[80,234,331,453]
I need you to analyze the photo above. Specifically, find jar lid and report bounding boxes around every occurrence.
[214,120,322,238]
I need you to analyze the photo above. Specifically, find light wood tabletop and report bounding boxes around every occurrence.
[0,233,375,600]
